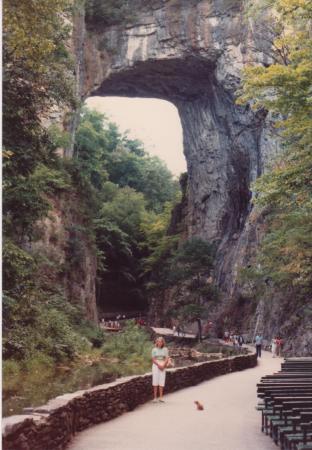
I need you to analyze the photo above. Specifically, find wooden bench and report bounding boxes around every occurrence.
[256,358,312,449]
[284,422,312,450]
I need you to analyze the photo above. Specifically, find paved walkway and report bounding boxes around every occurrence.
[151,326,196,338]
[68,350,281,450]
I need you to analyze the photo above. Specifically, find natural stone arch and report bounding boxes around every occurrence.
[73,0,279,288]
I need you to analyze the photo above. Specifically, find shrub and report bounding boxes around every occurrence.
[101,320,152,371]
[78,323,106,348]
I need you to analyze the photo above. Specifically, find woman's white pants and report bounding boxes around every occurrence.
[152,363,166,387]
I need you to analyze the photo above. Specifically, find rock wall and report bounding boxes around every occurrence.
[32,192,98,323]
[66,0,309,346]
[2,353,257,450]
[75,0,280,294]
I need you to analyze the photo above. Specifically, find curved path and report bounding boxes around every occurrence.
[68,350,281,450]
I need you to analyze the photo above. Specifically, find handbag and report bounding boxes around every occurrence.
[167,357,175,368]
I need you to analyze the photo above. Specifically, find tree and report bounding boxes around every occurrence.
[95,187,150,310]
[74,108,109,190]
[2,0,105,365]
[141,199,181,285]
[75,107,179,212]
[168,237,216,341]
[3,0,74,164]
[238,0,312,297]
[3,0,75,239]
[106,146,179,213]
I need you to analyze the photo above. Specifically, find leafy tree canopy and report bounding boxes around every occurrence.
[74,107,180,212]
[238,0,312,295]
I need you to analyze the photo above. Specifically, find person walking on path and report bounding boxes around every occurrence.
[271,337,277,358]
[255,334,263,358]
[152,337,169,403]
[276,336,283,357]
[238,334,244,351]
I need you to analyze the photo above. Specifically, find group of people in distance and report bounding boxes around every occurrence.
[255,334,284,358]
[172,325,186,337]
[101,315,147,329]
[101,319,121,329]
[223,331,244,350]
[135,317,146,326]
[271,336,283,358]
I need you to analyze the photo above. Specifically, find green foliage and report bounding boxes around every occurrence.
[141,200,181,284]
[169,237,215,283]
[66,225,89,269]
[95,188,148,307]
[78,324,106,348]
[179,304,206,321]
[24,353,55,373]
[3,0,75,173]
[3,240,36,295]
[3,290,103,362]
[48,125,72,149]
[107,151,179,213]
[101,320,152,371]
[145,234,218,325]
[3,0,76,239]
[100,188,146,239]
[3,0,181,371]
[166,238,217,323]
[4,173,51,239]
[31,163,72,194]
[74,109,109,191]
[73,107,181,310]
[3,360,21,385]
[238,0,312,297]
[74,108,179,212]
[258,207,312,291]
[3,59,83,366]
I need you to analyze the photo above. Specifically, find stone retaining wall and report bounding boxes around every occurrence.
[2,353,257,450]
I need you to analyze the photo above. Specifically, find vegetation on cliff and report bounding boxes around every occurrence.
[3,0,182,373]
[3,0,87,364]
[238,0,312,309]
[74,108,180,311]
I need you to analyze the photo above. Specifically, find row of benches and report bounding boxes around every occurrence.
[257,358,312,450]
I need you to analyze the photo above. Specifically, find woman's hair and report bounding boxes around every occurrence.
[155,337,165,348]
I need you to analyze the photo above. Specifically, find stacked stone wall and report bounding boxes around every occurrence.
[3,353,257,450]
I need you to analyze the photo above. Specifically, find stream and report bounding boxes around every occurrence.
[3,360,128,417]
[3,344,241,417]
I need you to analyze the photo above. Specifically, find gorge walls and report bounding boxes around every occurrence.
[73,0,280,297]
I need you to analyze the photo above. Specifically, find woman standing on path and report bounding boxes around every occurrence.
[152,337,169,402]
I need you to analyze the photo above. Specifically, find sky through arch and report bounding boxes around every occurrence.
[86,97,186,177]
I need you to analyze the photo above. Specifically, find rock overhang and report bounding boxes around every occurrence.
[91,56,217,101]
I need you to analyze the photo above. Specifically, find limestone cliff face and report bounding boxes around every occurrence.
[61,0,312,353]
[74,0,279,292]
[33,193,98,323]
